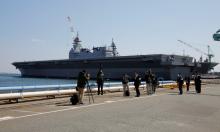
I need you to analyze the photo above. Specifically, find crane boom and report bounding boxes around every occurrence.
[177,40,207,55]
[67,16,75,37]
[177,40,214,63]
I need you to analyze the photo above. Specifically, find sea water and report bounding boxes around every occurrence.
[0,73,174,92]
[0,73,75,87]
[0,73,119,91]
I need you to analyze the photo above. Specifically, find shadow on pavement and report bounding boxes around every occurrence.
[200,93,220,97]
[167,91,197,95]
[167,91,220,97]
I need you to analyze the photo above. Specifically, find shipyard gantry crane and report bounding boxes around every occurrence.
[177,40,214,63]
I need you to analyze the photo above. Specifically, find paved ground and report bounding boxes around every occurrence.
[0,84,220,132]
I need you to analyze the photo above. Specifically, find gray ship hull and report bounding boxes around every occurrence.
[13,54,195,80]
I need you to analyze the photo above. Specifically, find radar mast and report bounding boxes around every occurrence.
[111,38,118,56]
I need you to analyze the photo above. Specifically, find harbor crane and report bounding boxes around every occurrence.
[177,40,214,63]
[67,16,76,37]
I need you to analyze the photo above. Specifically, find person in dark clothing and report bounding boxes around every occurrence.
[77,70,89,104]
[177,73,184,95]
[185,76,190,92]
[145,69,153,95]
[122,74,130,96]
[134,72,141,97]
[195,75,201,93]
[96,69,104,95]
[194,73,198,93]
[151,74,158,94]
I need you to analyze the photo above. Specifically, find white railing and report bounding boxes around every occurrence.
[0,82,124,100]
[0,81,175,100]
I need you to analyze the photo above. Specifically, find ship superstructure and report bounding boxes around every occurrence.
[69,33,118,59]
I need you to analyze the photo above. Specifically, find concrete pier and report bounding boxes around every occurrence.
[0,80,220,132]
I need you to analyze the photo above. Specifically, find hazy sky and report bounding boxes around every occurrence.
[0,0,220,73]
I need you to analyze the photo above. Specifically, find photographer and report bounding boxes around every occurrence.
[77,70,89,104]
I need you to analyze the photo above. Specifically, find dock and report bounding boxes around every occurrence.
[0,80,220,132]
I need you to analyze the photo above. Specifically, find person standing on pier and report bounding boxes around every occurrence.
[185,76,190,92]
[77,70,89,104]
[134,72,141,97]
[122,74,130,96]
[145,69,153,95]
[177,73,184,95]
[96,69,104,95]
[152,74,158,94]
[195,75,202,93]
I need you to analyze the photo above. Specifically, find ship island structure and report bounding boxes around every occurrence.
[12,34,218,80]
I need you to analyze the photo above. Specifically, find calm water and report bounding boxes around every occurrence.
[0,73,118,89]
[0,73,75,87]
[0,73,173,91]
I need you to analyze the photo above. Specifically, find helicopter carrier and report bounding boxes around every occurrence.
[12,34,218,80]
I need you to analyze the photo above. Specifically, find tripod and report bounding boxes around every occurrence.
[86,82,94,104]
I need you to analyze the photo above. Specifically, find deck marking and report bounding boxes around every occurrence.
[0,93,165,122]
[12,110,39,114]
[0,116,14,121]
[104,100,116,103]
